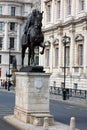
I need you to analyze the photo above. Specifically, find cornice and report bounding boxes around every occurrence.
[0,0,32,4]
[43,16,87,33]
[0,15,26,20]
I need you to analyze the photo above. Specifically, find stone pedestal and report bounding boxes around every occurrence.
[14,72,54,126]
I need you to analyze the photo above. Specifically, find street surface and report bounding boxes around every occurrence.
[0,90,20,130]
[0,90,87,130]
[50,99,87,130]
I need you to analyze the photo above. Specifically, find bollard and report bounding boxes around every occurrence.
[43,117,49,130]
[70,117,76,130]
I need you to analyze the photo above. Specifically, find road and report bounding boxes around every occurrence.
[0,90,87,130]
[0,90,20,130]
[50,99,87,130]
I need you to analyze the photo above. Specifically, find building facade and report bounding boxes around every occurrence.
[0,0,33,80]
[40,0,87,90]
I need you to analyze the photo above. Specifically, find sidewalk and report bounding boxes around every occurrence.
[0,86,15,93]
[50,94,87,107]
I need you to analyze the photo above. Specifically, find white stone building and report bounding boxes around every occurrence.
[40,0,87,90]
[0,0,33,80]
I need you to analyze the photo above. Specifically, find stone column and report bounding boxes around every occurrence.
[72,0,75,17]
[49,35,54,73]
[83,23,87,74]
[61,0,64,20]
[58,28,63,74]
[76,0,78,16]
[4,22,8,50]
[69,26,75,74]
[17,23,21,51]
[51,0,54,23]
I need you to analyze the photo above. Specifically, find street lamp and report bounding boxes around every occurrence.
[62,33,70,100]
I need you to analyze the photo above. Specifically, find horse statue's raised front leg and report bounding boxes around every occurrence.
[40,42,45,55]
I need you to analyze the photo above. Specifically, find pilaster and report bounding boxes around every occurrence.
[58,28,63,73]
[83,22,87,74]
[17,23,21,51]
[4,22,8,50]
[72,0,75,17]
[49,35,54,73]
[69,26,75,74]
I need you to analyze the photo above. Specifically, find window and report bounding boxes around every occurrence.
[0,37,2,49]
[47,4,51,22]
[78,44,83,65]
[0,68,1,77]
[0,55,1,64]
[55,48,59,66]
[67,0,71,15]
[10,37,14,49]
[10,22,15,31]
[10,55,15,64]
[11,7,15,16]
[79,0,84,11]
[0,6,2,15]
[0,22,3,30]
[35,56,39,65]
[45,49,49,66]
[57,0,61,19]
[66,46,70,66]
[74,83,78,89]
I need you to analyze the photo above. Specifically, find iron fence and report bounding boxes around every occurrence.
[49,86,87,99]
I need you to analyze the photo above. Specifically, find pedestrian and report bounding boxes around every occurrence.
[5,80,7,89]
[8,81,12,91]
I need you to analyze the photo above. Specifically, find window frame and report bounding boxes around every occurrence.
[10,22,15,31]
[0,55,1,64]
[10,37,15,49]
[66,46,70,66]
[78,44,83,66]
[0,6,2,15]
[10,55,15,64]
[55,47,59,67]
[46,2,51,23]
[0,37,2,49]
[11,7,15,16]
[67,0,71,16]
[79,0,84,11]
[57,0,61,19]
[45,48,50,67]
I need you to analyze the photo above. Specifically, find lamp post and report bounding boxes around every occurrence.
[62,34,70,100]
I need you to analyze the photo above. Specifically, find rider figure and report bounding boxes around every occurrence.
[24,9,38,36]
[24,9,38,45]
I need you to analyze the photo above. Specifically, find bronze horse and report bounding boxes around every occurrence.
[21,10,45,66]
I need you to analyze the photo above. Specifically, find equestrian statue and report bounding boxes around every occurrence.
[21,9,45,66]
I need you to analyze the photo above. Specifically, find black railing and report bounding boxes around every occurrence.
[49,86,87,99]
